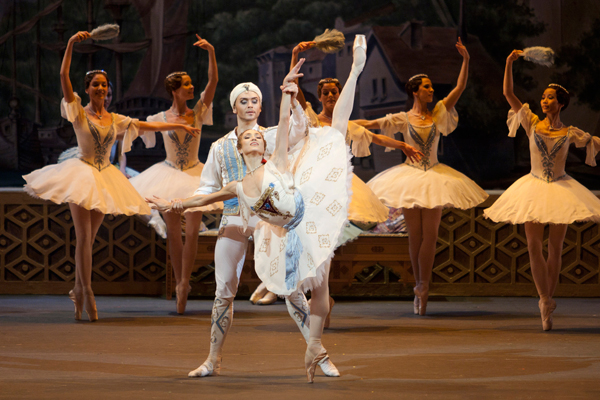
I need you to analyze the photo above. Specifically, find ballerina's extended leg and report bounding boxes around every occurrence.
[285,288,340,378]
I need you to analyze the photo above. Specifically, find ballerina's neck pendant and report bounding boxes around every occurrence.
[410,111,427,121]
[170,107,187,117]
[548,121,564,131]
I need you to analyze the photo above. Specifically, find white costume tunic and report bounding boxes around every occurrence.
[484,104,600,224]
[305,103,388,223]
[237,126,350,295]
[195,103,308,300]
[129,99,221,212]
[23,94,151,216]
[367,101,488,209]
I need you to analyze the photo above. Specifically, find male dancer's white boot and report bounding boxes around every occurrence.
[285,290,340,377]
[189,298,233,377]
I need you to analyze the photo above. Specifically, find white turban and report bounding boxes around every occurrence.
[230,82,262,109]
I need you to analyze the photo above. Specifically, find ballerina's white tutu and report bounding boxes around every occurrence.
[484,104,600,224]
[367,100,488,209]
[129,99,222,213]
[304,103,388,223]
[23,94,152,216]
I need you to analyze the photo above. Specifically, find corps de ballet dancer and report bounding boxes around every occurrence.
[353,38,488,315]
[129,35,220,314]
[22,31,201,322]
[148,35,367,382]
[484,49,600,331]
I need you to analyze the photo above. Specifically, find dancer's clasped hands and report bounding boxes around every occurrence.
[146,196,184,213]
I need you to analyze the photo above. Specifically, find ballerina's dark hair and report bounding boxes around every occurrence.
[84,70,110,89]
[404,74,429,110]
[164,71,189,98]
[547,83,571,111]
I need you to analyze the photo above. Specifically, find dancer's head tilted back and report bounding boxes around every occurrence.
[317,78,342,114]
[542,84,570,114]
[236,128,266,157]
[165,71,194,101]
[84,70,110,104]
[405,73,434,106]
[230,82,262,123]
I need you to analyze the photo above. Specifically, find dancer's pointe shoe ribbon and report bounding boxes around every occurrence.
[318,356,341,377]
[256,291,278,305]
[413,287,420,315]
[352,34,367,72]
[68,290,82,321]
[414,287,428,316]
[539,298,557,331]
[84,292,98,322]
[176,285,190,315]
[305,347,328,383]
[324,296,335,329]
[188,358,221,377]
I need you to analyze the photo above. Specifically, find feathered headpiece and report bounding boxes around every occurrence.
[313,29,345,54]
[520,47,555,67]
[89,24,120,41]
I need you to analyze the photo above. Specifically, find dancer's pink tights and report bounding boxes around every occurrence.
[402,207,443,295]
[162,211,203,291]
[69,203,104,297]
[524,222,567,300]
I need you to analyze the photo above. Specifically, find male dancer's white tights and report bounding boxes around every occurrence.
[189,216,338,377]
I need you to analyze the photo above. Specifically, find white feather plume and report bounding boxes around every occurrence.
[520,46,555,67]
[89,24,120,41]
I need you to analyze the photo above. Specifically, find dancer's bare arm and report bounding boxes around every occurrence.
[503,50,524,111]
[193,34,218,107]
[60,32,90,103]
[443,38,469,111]
[146,181,237,212]
[138,121,201,137]
[290,41,315,110]
[272,60,305,172]
[370,134,424,163]
[352,119,381,130]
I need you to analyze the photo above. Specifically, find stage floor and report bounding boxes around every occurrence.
[1,296,600,399]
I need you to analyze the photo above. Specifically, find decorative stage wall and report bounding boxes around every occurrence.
[1,189,599,297]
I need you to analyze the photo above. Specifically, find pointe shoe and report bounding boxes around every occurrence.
[250,284,269,304]
[148,212,167,239]
[352,35,367,73]
[188,359,221,377]
[318,356,341,377]
[176,285,190,315]
[305,347,328,383]
[414,287,428,316]
[413,288,420,315]
[84,292,98,322]
[539,298,557,331]
[324,296,335,329]
[256,291,278,305]
[68,290,83,321]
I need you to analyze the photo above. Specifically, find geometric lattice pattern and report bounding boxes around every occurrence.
[2,191,600,297]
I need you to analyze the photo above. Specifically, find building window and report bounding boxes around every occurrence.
[309,67,313,74]
[347,45,351,56]
[381,78,387,100]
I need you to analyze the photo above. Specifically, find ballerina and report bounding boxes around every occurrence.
[353,38,488,315]
[148,36,367,382]
[23,31,201,322]
[484,49,600,331]
[129,35,219,314]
